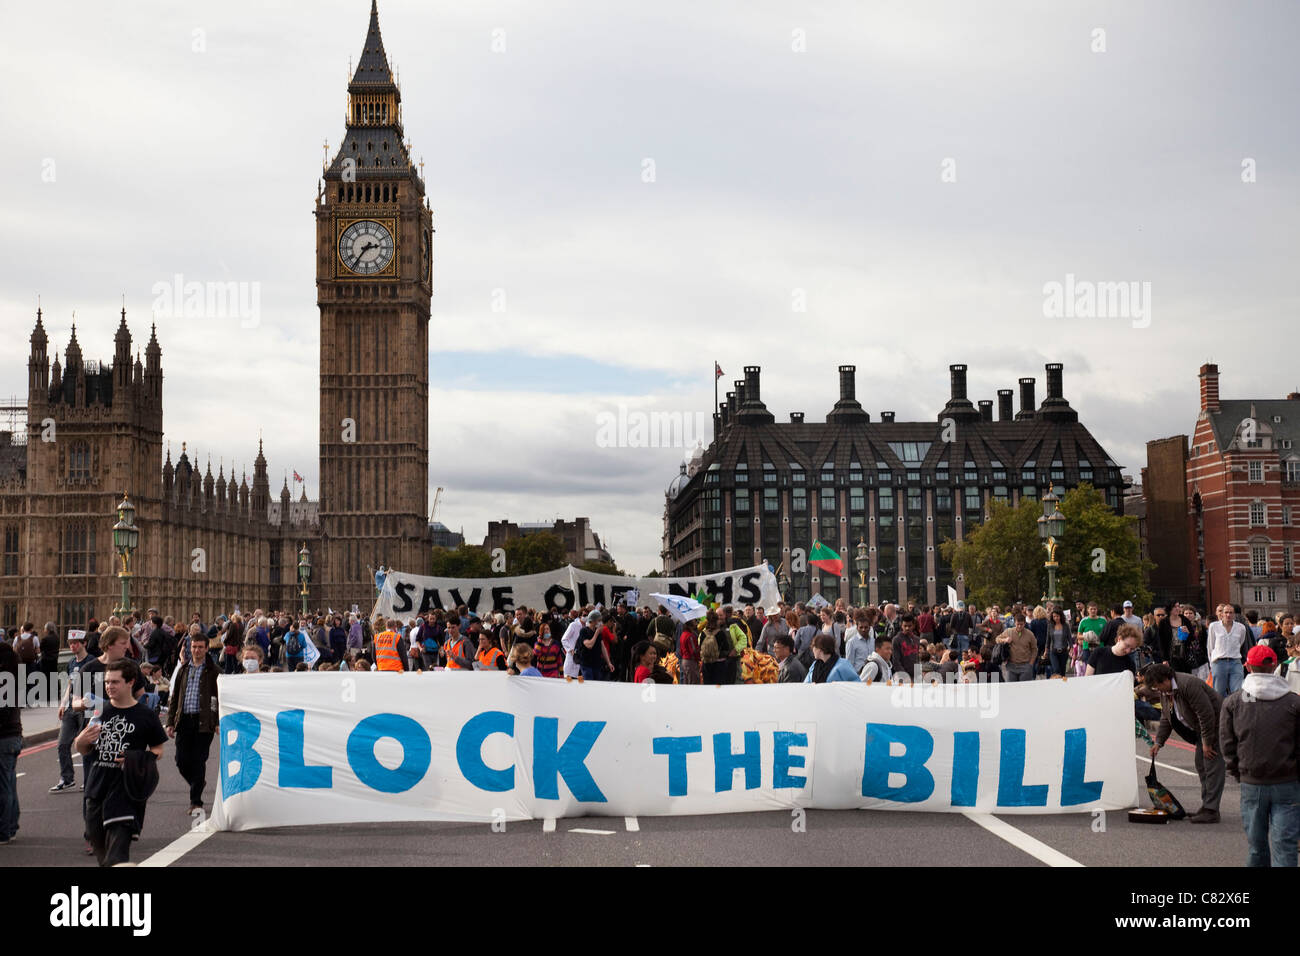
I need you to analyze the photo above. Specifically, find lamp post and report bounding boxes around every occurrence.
[855,536,869,607]
[1037,485,1065,605]
[298,542,311,617]
[111,493,140,616]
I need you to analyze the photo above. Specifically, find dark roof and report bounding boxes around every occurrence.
[326,125,414,180]
[1206,400,1300,457]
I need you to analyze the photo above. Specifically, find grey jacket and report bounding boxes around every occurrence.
[1220,673,1300,785]
[1156,672,1222,748]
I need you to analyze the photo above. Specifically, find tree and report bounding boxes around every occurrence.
[1057,483,1154,611]
[503,532,567,576]
[941,498,1045,607]
[579,559,623,576]
[429,544,493,578]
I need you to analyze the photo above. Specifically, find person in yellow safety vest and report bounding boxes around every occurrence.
[373,618,404,672]
[475,628,507,671]
[443,622,476,671]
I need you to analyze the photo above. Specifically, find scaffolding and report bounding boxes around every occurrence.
[0,400,26,445]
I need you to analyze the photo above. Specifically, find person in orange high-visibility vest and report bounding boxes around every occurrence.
[373,619,404,672]
[475,629,506,671]
[443,622,476,671]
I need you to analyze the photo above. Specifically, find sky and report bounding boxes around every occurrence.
[1,0,1297,575]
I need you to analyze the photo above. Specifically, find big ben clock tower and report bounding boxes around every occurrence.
[317,0,433,609]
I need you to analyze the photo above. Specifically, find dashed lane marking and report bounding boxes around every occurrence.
[624,816,640,832]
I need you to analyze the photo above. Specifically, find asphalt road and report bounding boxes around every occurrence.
[4,730,1252,867]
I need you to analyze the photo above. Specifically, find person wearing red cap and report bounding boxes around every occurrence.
[1219,644,1300,866]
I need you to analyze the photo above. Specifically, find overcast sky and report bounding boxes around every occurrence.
[2,0,1297,575]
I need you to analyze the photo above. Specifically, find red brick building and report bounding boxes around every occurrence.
[1186,363,1300,616]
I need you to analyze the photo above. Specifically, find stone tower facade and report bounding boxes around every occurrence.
[316,0,433,612]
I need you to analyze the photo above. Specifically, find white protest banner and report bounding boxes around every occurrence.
[947,586,959,608]
[210,672,1139,831]
[571,563,780,611]
[373,567,578,619]
[650,593,708,623]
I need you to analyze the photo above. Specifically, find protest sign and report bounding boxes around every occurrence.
[211,672,1138,831]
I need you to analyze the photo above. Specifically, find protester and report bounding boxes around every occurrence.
[0,637,20,845]
[997,611,1038,682]
[1086,624,1142,677]
[677,619,702,685]
[76,659,167,866]
[166,631,219,814]
[1208,604,1248,697]
[1147,662,1225,824]
[1219,645,1300,866]
[802,632,859,683]
[772,634,806,683]
[859,635,893,683]
[50,631,94,794]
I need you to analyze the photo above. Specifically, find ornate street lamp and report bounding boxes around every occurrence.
[1037,485,1065,604]
[298,542,312,617]
[112,493,140,615]
[855,536,869,607]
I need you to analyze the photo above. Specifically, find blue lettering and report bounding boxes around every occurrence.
[713,731,761,792]
[533,717,607,802]
[456,710,516,792]
[652,735,702,796]
[219,712,262,798]
[862,723,935,802]
[772,731,808,789]
[1060,727,1103,805]
[950,731,979,807]
[277,710,332,789]
[346,713,431,794]
[996,729,1048,807]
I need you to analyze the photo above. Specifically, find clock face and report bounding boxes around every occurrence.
[339,220,395,275]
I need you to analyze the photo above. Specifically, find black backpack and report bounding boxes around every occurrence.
[286,631,303,657]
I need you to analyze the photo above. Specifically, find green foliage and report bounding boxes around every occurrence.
[1057,483,1154,610]
[503,531,567,576]
[579,559,623,576]
[940,498,1045,606]
[429,544,493,578]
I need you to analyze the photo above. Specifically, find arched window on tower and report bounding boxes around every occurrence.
[60,523,96,575]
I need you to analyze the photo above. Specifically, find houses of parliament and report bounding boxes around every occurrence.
[0,2,433,632]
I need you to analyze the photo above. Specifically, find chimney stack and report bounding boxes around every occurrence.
[734,379,746,407]
[790,412,804,424]
[978,400,993,422]
[733,365,776,424]
[1045,363,1064,401]
[839,365,856,401]
[950,364,968,402]
[881,411,895,423]
[828,364,869,423]
[1199,363,1220,413]
[997,389,1014,421]
[744,366,761,404]
[1017,378,1036,421]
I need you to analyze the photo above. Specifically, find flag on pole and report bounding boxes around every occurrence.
[293,471,304,483]
[808,539,844,577]
[715,362,724,380]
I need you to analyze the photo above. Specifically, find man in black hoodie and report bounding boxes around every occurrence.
[0,639,21,844]
[1220,645,1300,866]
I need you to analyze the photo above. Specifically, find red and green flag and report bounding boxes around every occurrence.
[808,539,843,577]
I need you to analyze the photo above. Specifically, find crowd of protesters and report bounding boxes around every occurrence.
[2,593,1299,866]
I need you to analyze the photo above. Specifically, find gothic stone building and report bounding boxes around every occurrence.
[0,3,433,632]
[662,363,1124,607]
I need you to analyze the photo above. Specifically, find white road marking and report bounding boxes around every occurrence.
[15,773,24,778]
[542,817,556,833]
[962,812,1083,868]
[569,827,616,835]
[624,816,640,832]
[635,863,651,867]
[1136,755,1199,777]
[138,821,215,867]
